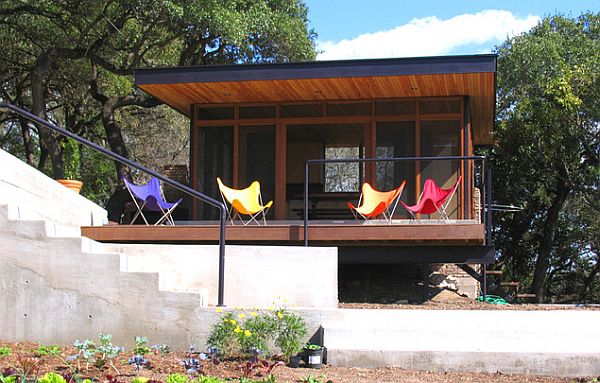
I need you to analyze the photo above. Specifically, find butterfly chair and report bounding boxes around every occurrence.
[123,177,182,225]
[401,175,463,222]
[347,181,406,224]
[216,177,273,225]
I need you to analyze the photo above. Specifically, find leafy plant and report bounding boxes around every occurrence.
[197,376,226,383]
[207,305,309,359]
[39,372,67,383]
[165,373,188,383]
[151,344,171,356]
[33,345,61,357]
[131,377,149,383]
[274,309,308,359]
[0,348,11,357]
[128,355,150,373]
[133,337,151,356]
[73,334,123,373]
[304,344,322,351]
[301,374,333,383]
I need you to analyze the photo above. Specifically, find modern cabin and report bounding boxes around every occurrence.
[83,55,497,296]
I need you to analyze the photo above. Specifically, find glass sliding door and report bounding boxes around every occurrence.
[419,120,461,218]
[238,125,276,217]
[376,121,416,215]
[197,125,233,220]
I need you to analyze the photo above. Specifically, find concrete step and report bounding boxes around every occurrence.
[322,309,600,376]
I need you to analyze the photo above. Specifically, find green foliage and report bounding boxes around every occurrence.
[33,345,61,357]
[0,0,316,202]
[0,375,18,383]
[207,305,308,359]
[493,12,600,302]
[0,347,11,357]
[131,377,149,383]
[38,372,67,383]
[73,334,124,372]
[301,374,333,383]
[133,336,151,356]
[166,373,189,383]
[197,377,227,383]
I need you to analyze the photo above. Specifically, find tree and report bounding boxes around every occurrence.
[493,13,600,302]
[0,0,316,200]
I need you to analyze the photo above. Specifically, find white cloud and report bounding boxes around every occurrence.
[317,10,540,60]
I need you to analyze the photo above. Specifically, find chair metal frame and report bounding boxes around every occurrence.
[123,177,182,226]
[348,181,406,224]
[402,175,463,223]
[216,177,273,225]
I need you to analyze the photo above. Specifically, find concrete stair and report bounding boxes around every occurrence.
[322,309,600,376]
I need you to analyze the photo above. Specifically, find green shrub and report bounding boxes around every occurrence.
[0,347,11,357]
[207,305,308,360]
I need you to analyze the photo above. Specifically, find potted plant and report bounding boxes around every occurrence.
[56,140,83,194]
[303,344,324,369]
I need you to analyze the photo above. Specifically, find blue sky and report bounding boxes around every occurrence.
[304,0,599,59]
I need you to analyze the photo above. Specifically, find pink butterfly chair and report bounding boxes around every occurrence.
[401,175,463,222]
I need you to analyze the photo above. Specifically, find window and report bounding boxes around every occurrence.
[324,147,360,192]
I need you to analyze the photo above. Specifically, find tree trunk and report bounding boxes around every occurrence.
[101,99,130,181]
[18,116,37,166]
[31,56,64,179]
[531,178,570,302]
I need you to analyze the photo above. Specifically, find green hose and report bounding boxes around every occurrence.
[476,295,510,305]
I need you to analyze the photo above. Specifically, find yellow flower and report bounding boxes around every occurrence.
[215,307,223,313]
[244,330,252,337]
[250,312,258,317]
[238,313,246,319]
[277,312,284,320]
[283,299,288,303]
[229,319,237,325]
[234,305,240,310]
[268,306,274,311]
[234,326,241,333]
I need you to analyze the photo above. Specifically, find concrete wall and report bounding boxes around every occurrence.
[89,242,338,308]
[0,205,330,348]
[0,149,107,230]
[323,308,600,377]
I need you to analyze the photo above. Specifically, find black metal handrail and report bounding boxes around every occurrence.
[0,103,228,306]
[304,155,492,246]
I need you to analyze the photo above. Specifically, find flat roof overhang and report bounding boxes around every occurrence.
[135,54,496,144]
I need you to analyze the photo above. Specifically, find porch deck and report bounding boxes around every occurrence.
[82,219,484,246]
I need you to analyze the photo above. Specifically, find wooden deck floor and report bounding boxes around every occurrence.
[82,221,485,246]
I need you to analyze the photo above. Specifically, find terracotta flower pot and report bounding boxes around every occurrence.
[56,179,83,194]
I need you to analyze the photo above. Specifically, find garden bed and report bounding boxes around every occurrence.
[0,341,585,383]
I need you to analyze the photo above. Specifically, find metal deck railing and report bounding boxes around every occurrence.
[0,103,229,306]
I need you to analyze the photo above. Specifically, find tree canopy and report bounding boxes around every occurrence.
[0,0,317,202]
[492,12,600,302]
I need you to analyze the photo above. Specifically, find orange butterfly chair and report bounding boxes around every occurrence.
[216,177,273,225]
[347,181,406,224]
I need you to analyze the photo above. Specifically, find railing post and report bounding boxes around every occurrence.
[304,161,309,246]
[485,167,493,246]
[217,206,227,306]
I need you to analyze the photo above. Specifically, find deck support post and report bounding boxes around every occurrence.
[482,263,487,301]
[422,264,430,302]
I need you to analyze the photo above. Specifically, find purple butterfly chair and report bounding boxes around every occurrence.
[123,177,182,225]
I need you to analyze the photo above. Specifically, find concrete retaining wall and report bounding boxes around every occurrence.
[88,242,338,308]
[0,149,107,229]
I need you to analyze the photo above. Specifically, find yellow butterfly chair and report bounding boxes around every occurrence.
[216,177,273,225]
[347,181,406,224]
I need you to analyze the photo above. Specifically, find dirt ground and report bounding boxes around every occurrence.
[0,340,589,383]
